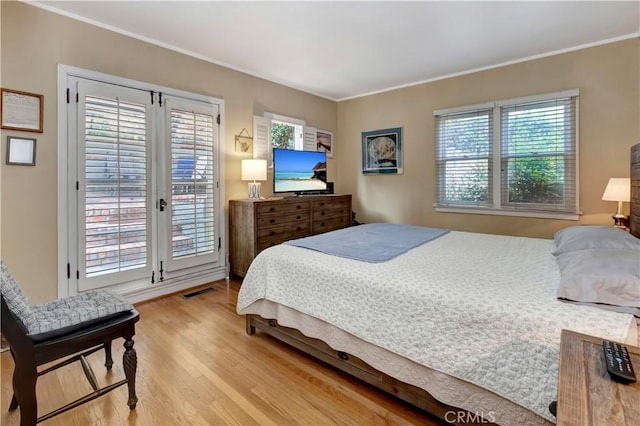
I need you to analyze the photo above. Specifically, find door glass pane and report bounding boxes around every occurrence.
[170,110,215,259]
[84,95,147,276]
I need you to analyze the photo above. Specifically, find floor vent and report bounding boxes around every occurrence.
[182,287,216,299]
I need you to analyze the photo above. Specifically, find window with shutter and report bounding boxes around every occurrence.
[163,97,219,272]
[253,113,317,166]
[62,67,225,297]
[85,95,148,275]
[78,81,153,290]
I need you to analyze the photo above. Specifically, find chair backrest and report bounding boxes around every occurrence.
[0,261,36,334]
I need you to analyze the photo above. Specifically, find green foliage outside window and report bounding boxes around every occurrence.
[271,122,295,149]
[503,106,566,205]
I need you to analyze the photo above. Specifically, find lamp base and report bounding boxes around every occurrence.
[248,182,261,199]
[612,213,628,229]
[612,201,628,228]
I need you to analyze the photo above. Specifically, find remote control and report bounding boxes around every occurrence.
[602,340,637,383]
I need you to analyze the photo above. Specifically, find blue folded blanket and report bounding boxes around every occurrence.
[283,223,449,262]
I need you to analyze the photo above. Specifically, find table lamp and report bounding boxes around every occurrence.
[242,159,267,199]
[601,177,630,228]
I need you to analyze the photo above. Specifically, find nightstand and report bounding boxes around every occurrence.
[557,329,640,426]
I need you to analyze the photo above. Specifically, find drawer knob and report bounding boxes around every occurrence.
[296,226,301,231]
[270,219,275,223]
[320,202,325,206]
[270,231,275,236]
[296,205,301,209]
[296,215,301,220]
[321,212,325,216]
[269,207,275,212]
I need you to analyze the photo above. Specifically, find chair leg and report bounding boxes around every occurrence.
[123,337,137,409]
[7,348,19,411]
[12,360,37,426]
[104,341,113,370]
[9,395,18,411]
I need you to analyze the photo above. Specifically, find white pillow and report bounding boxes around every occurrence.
[556,249,640,315]
[553,225,640,255]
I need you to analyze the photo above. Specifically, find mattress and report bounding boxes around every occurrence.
[237,230,637,425]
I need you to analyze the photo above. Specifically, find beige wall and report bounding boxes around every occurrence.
[0,2,337,303]
[337,39,639,238]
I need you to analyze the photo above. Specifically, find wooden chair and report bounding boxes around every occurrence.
[0,261,139,426]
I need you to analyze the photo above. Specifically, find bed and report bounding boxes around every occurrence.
[237,144,640,425]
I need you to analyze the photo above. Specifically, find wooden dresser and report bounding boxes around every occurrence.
[229,194,352,277]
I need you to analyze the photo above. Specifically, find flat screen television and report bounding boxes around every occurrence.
[273,148,327,195]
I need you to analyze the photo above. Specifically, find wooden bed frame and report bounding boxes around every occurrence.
[245,142,640,425]
[245,315,488,425]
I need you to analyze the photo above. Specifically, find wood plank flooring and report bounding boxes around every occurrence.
[1,279,445,425]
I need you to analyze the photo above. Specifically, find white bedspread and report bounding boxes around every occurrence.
[237,231,636,423]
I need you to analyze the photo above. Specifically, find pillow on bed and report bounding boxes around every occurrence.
[556,249,640,315]
[553,225,640,255]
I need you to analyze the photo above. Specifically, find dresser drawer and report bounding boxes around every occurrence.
[312,198,349,211]
[257,211,309,228]
[257,229,310,252]
[312,205,349,220]
[257,201,309,215]
[257,221,310,238]
[312,216,350,234]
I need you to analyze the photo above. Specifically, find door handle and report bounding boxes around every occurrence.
[159,198,167,212]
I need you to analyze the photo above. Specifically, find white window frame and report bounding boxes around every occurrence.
[57,64,227,301]
[253,113,317,166]
[433,89,580,220]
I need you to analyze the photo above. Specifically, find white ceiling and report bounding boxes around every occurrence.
[32,1,639,101]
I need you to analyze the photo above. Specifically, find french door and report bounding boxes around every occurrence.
[68,75,221,293]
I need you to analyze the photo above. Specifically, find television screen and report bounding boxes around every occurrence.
[273,148,327,194]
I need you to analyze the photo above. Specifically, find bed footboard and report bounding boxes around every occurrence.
[245,314,495,426]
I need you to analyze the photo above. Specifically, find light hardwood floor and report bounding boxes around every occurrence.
[1,279,445,425]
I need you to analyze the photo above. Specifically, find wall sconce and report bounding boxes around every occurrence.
[602,177,630,228]
[241,159,267,199]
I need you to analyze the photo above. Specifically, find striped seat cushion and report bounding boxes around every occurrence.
[1,260,36,331]
[1,260,133,341]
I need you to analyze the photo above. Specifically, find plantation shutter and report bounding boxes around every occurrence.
[78,81,153,290]
[500,95,578,213]
[253,115,272,163]
[163,97,219,271]
[303,126,317,151]
[434,107,494,206]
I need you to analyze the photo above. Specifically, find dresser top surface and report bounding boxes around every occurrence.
[231,194,351,204]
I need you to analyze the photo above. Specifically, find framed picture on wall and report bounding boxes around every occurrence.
[6,136,37,166]
[1,88,44,133]
[316,130,333,158]
[361,127,403,175]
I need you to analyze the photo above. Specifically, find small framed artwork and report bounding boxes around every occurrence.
[362,127,403,175]
[235,135,253,153]
[6,136,37,166]
[316,130,333,158]
[1,88,44,133]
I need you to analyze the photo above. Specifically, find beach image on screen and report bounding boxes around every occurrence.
[274,149,327,193]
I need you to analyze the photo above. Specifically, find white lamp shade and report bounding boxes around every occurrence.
[241,159,267,181]
[602,178,630,202]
